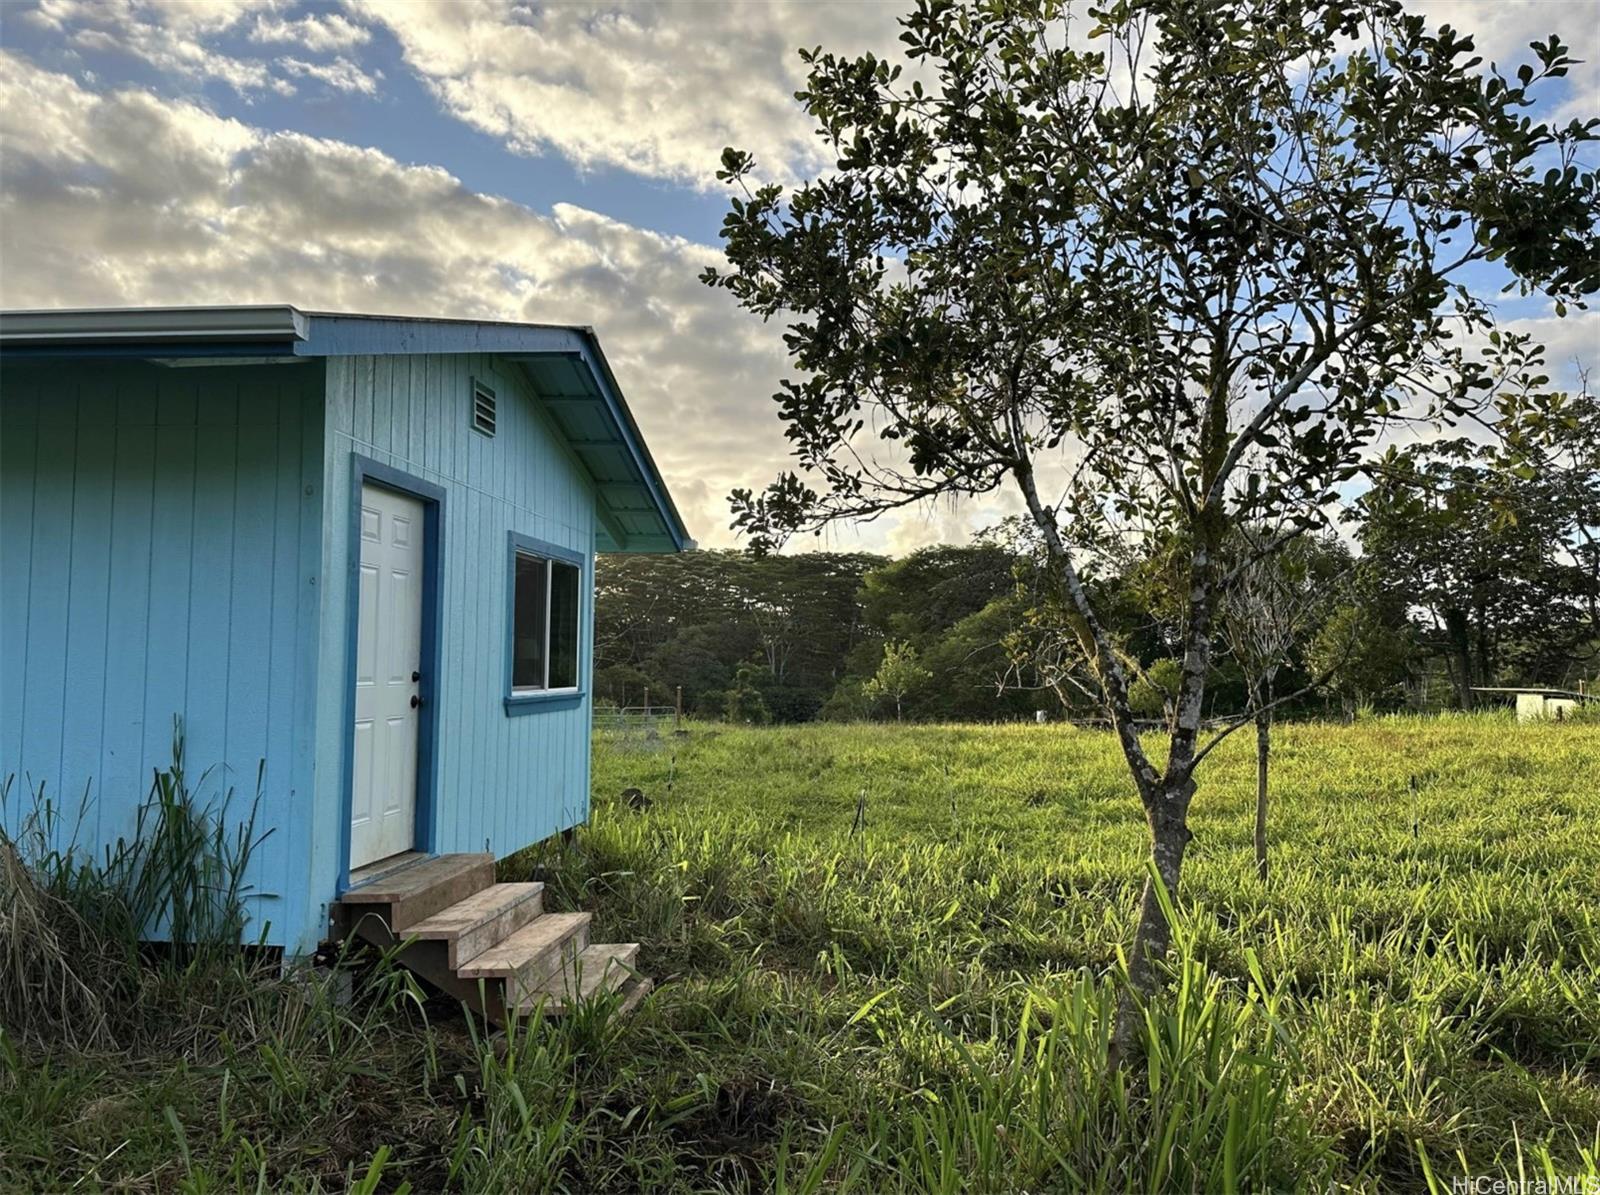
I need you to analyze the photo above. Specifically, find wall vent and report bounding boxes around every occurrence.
[472,379,497,436]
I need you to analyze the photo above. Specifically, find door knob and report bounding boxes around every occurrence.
[412,670,421,682]
[411,694,423,709]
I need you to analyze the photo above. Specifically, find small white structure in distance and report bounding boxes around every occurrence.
[1472,687,1595,722]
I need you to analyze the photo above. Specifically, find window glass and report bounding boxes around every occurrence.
[548,560,581,689]
[512,552,548,691]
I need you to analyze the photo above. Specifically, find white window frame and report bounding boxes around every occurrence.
[508,536,582,699]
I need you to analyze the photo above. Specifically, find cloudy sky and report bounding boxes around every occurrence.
[1,0,1595,551]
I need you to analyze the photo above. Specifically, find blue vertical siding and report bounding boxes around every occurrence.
[1,391,39,816]
[0,362,326,953]
[3,348,608,951]
[314,354,596,913]
[102,376,159,845]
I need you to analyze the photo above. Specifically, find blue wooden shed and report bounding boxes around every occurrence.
[0,306,691,965]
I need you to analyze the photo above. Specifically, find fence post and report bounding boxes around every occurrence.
[676,686,684,732]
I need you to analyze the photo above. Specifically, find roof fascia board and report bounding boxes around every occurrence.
[296,314,589,358]
[0,344,304,362]
[0,305,307,345]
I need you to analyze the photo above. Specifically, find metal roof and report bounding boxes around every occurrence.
[0,305,691,553]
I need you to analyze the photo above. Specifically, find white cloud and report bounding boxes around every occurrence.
[2,1,1594,554]
[29,0,277,38]
[883,495,1019,556]
[1402,1,1589,64]
[343,0,904,187]
[0,51,799,548]
[1499,308,1600,389]
[26,0,285,94]
[279,55,381,95]
[346,1,1598,193]
[17,0,1596,192]
[19,0,386,100]
[250,10,371,52]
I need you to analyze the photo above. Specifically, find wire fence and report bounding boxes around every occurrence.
[592,703,681,734]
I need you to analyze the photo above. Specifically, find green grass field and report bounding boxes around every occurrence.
[567,715,1600,1191]
[3,715,1597,1191]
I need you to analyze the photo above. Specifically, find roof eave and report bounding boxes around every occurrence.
[572,329,693,554]
[0,305,308,345]
[0,305,692,553]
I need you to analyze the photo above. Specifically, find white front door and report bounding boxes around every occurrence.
[350,483,425,870]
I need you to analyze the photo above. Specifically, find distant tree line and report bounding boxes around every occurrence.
[595,424,1598,724]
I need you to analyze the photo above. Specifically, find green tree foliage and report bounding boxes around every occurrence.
[723,664,773,724]
[1495,367,1600,649]
[704,0,1599,1061]
[851,544,1046,719]
[917,595,1050,721]
[861,544,1016,641]
[863,639,932,720]
[1308,601,1416,711]
[594,550,882,715]
[1128,658,1184,720]
[1356,434,1597,705]
[597,545,1050,723]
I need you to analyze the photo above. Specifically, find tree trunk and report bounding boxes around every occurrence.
[1254,708,1269,883]
[1007,446,1197,1075]
[1104,525,1216,1072]
[1444,608,1475,709]
[1474,611,1492,689]
[1107,785,1193,1072]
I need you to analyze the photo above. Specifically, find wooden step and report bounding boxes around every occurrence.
[526,942,639,1014]
[617,975,654,1016]
[383,940,514,1026]
[403,882,546,968]
[456,911,592,1005]
[339,853,495,934]
[332,858,652,1027]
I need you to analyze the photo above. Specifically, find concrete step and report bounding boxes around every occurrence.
[526,942,640,1014]
[456,911,592,1004]
[403,882,546,968]
[339,852,496,934]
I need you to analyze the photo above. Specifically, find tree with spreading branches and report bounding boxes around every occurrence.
[864,638,933,720]
[1218,530,1345,882]
[704,0,1599,1065]
[1357,431,1597,700]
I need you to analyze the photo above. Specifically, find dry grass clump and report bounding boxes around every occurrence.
[0,726,267,1053]
[0,813,109,1050]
